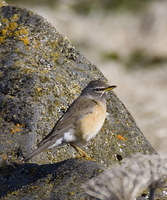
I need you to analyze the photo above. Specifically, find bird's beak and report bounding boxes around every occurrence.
[103,85,117,91]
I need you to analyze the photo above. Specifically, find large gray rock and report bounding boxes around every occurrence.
[0,5,156,166]
[0,4,106,165]
[1,2,166,200]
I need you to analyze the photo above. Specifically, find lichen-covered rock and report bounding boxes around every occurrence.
[0,5,156,167]
[0,2,166,200]
[0,4,105,165]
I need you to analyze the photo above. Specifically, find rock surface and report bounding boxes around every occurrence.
[0,4,156,166]
[0,159,104,200]
[0,2,166,200]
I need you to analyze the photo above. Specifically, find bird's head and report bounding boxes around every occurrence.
[81,80,116,101]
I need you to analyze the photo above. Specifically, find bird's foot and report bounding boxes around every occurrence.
[70,143,95,161]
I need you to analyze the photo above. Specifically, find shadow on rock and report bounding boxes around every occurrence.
[0,158,104,199]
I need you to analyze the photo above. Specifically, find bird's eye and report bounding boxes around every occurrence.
[95,88,101,91]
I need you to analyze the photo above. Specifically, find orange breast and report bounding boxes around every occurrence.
[80,101,106,142]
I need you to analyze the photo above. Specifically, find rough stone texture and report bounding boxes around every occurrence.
[0,3,166,200]
[0,5,156,166]
[0,4,107,165]
[0,159,104,200]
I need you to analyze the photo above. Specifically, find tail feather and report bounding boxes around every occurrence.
[23,142,50,162]
[23,125,71,163]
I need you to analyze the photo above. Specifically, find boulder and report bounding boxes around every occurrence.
[0,2,165,200]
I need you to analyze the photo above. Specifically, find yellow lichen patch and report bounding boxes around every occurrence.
[0,28,8,43]
[0,36,5,43]
[14,48,20,52]
[2,18,8,23]
[69,191,75,195]
[19,36,30,45]
[10,123,25,134]
[8,22,18,30]
[117,134,126,141]
[30,185,38,190]
[11,14,19,22]
[35,87,43,96]
[0,19,30,46]
[36,87,43,92]
[17,28,29,35]
[1,29,7,36]
[51,53,60,61]
[10,191,21,195]
[15,28,30,45]
[16,123,25,128]
[32,38,41,48]
[10,127,21,134]
[22,67,37,74]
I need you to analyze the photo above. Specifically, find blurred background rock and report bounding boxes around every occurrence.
[7,0,167,155]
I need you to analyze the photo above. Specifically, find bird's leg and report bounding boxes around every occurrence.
[70,143,94,160]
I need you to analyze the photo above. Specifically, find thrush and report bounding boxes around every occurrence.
[23,80,116,162]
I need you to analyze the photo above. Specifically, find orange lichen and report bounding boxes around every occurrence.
[117,134,125,141]
[10,123,25,134]
[1,154,7,160]
[16,123,25,128]
[6,140,13,144]
[10,128,21,134]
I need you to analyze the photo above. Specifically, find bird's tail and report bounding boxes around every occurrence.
[23,142,50,163]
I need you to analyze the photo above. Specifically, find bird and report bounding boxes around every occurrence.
[23,80,116,162]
